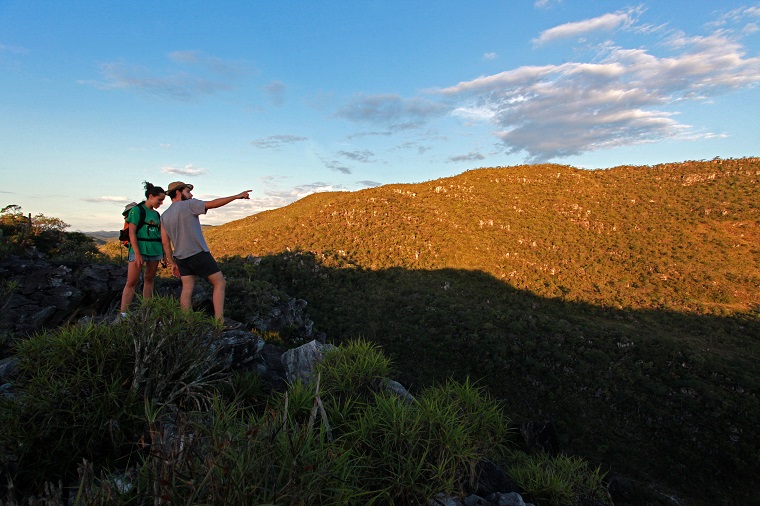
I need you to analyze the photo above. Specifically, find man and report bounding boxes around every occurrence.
[161,181,251,329]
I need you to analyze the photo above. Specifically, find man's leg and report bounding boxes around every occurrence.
[207,271,226,321]
[180,275,196,311]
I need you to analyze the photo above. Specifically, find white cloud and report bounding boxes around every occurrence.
[437,24,760,162]
[483,52,499,60]
[202,180,348,223]
[533,7,643,46]
[162,164,207,176]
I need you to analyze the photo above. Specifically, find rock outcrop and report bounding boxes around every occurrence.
[0,254,125,338]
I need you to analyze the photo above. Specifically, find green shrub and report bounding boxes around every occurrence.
[344,392,440,504]
[134,393,359,505]
[218,368,268,411]
[127,296,225,408]
[419,378,513,464]
[0,296,225,496]
[508,451,608,506]
[0,323,141,490]
[342,381,513,504]
[316,338,392,401]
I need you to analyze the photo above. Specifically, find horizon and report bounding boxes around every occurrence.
[2,1,759,232]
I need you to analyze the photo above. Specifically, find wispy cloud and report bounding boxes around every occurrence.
[395,141,433,155]
[708,5,760,29]
[448,152,486,163]
[0,43,29,67]
[357,180,382,187]
[82,195,132,204]
[336,94,447,131]
[338,149,375,163]
[251,134,308,149]
[534,0,562,9]
[323,159,352,174]
[0,43,28,57]
[80,51,250,101]
[162,164,207,176]
[263,80,286,106]
[484,52,499,60]
[347,131,394,139]
[168,50,250,77]
[533,7,643,46]
[438,13,760,162]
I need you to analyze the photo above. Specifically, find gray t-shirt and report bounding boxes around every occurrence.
[160,198,210,259]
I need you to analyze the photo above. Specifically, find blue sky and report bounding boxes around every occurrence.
[2,1,759,231]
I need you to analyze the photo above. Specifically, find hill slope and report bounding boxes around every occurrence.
[207,158,759,504]
[207,158,759,314]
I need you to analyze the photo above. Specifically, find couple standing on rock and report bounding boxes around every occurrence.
[117,180,251,331]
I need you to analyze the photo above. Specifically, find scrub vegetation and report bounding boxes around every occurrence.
[1,298,605,505]
[204,158,759,504]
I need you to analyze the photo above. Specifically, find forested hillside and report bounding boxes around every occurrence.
[207,158,758,314]
[205,158,759,504]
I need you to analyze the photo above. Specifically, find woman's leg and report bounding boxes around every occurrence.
[119,259,141,313]
[142,260,160,299]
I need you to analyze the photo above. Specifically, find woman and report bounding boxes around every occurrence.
[116,181,166,320]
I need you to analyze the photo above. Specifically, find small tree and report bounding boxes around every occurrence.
[0,205,70,256]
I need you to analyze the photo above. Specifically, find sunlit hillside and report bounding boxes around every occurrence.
[207,158,759,314]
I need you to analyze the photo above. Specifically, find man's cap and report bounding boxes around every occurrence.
[168,181,194,192]
[122,202,138,217]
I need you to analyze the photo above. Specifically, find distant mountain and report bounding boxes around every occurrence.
[207,158,759,314]
[84,231,119,244]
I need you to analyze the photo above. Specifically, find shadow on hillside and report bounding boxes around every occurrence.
[219,252,760,506]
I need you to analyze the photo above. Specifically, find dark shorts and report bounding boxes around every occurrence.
[175,251,221,278]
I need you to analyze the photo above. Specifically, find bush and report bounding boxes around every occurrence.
[418,378,513,464]
[508,451,608,506]
[343,392,441,504]
[316,338,392,402]
[0,323,142,491]
[130,393,360,505]
[0,296,225,497]
[341,381,513,504]
[126,296,224,408]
